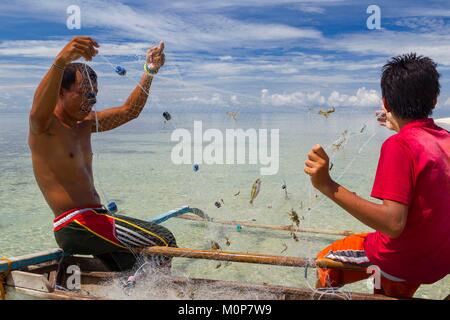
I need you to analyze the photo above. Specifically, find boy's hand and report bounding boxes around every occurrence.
[55,36,99,66]
[376,107,396,131]
[304,144,334,193]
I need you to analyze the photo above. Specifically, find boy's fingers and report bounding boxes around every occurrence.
[304,159,315,168]
[159,41,165,51]
[312,144,328,160]
[307,152,320,161]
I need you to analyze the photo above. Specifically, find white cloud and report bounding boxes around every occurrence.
[181,93,225,105]
[262,89,326,106]
[324,30,450,66]
[3,0,450,111]
[0,0,323,52]
[327,87,380,107]
[261,87,381,108]
[219,56,233,61]
[393,17,446,32]
[0,41,154,57]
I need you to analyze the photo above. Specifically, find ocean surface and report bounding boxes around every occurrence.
[0,110,449,299]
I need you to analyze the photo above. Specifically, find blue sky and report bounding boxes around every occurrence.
[1,0,450,112]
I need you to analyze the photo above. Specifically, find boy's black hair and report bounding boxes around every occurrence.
[381,53,440,119]
[61,63,97,91]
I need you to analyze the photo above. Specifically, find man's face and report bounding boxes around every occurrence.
[61,69,98,121]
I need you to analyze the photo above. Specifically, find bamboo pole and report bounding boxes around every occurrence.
[142,246,366,271]
[177,214,355,237]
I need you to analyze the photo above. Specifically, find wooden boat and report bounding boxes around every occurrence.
[0,248,402,300]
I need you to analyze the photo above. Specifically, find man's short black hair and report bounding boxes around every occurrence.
[381,53,440,119]
[61,63,97,91]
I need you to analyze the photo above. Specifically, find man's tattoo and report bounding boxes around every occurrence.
[92,75,153,132]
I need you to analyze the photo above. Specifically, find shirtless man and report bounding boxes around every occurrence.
[28,36,176,271]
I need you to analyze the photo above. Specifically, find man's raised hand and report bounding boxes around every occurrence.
[146,41,165,71]
[55,36,99,67]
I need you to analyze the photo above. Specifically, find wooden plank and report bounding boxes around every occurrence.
[6,287,98,300]
[167,276,396,300]
[6,271,53,293]
[27,262,59,274]
[70,271,397,300]
[1,249,64,273]
[48,271,57,289]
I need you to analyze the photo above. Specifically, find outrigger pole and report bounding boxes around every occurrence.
[176,214,356,237]
[142,246,366,271]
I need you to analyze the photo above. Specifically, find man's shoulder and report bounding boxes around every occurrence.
[29,114,57,136]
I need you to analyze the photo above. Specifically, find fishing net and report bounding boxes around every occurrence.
[62,44,388,300]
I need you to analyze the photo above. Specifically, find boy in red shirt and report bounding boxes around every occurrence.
[304,53,450,298]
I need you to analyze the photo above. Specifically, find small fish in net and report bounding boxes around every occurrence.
[282,180,289,199]
[288,209,301,227]
[318,106,336,118]
[360,124,367,133]
[211,241,221,250]
[250,178,261,204]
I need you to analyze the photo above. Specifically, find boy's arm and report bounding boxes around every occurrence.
[304,144,408,238]
[29,36,98,134]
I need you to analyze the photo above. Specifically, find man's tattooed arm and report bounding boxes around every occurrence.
[88,73,153,132]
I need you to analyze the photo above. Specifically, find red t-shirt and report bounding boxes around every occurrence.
[365,118,450,284]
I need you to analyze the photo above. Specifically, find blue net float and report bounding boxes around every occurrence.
[114,65,127,76]
[162,111,171,121]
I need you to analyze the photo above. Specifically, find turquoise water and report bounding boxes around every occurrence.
[0,110,449,299]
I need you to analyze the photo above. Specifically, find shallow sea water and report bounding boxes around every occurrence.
[0,110,448,299]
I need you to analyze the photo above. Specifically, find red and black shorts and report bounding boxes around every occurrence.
[53,206,177,271]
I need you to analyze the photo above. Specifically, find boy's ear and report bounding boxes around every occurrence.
[432,97,437,109]
[382,97,392,112]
